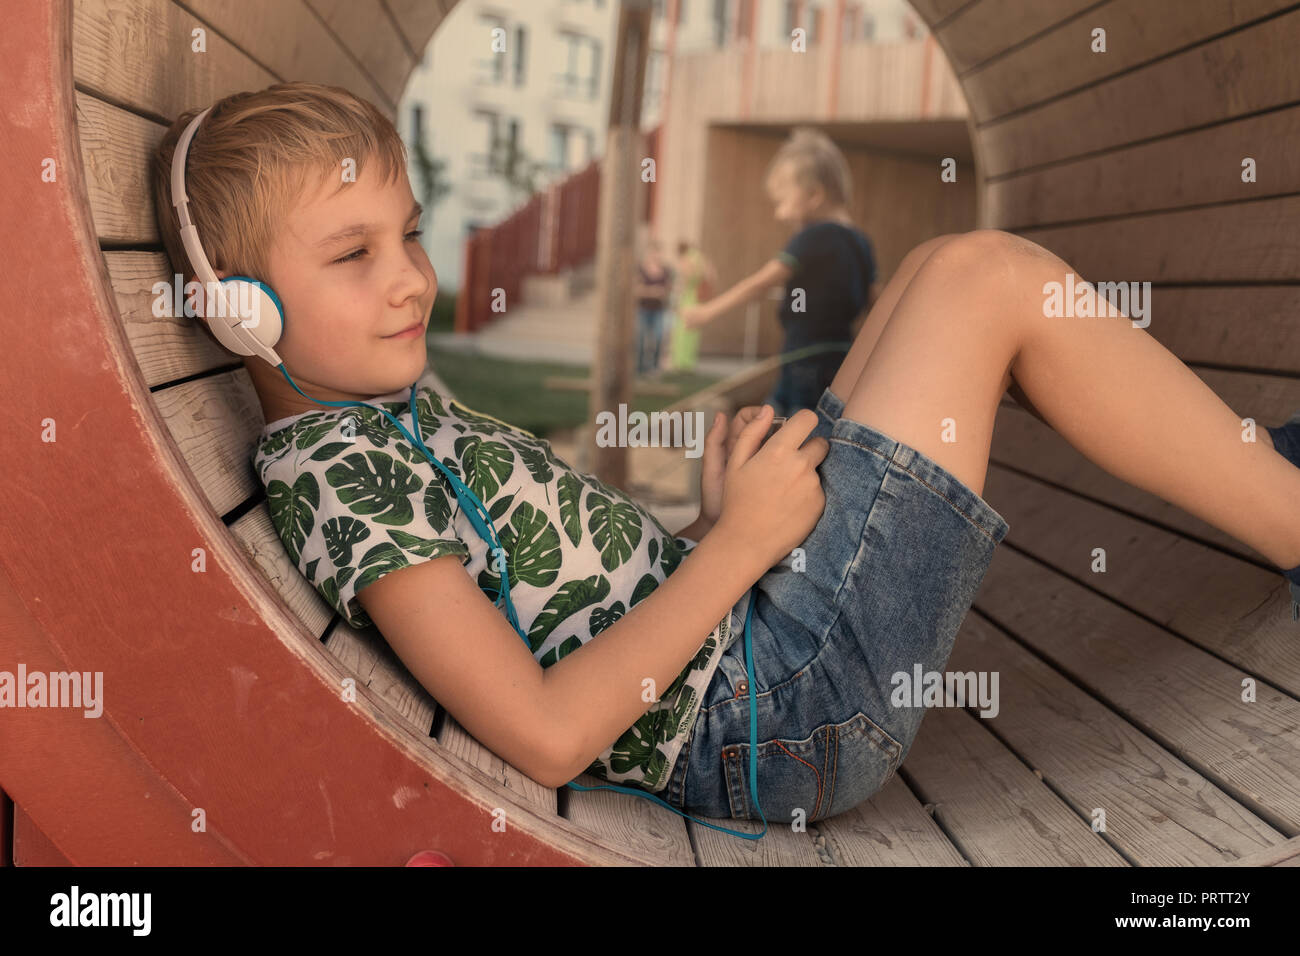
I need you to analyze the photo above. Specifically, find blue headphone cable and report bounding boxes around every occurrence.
[277,365,769,840]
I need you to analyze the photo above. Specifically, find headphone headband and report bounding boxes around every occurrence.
[168,104,284,365]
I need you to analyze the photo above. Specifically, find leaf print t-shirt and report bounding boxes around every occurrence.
[251,367,743,793]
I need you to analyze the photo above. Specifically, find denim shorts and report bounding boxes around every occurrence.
[662,385,1011,823]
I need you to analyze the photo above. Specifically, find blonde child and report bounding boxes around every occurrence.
[681,128,878,416]
[152,83,1300,830]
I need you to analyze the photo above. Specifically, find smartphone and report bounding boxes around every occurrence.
[765,416,787,441]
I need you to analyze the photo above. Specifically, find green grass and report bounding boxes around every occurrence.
[427,342,720,439]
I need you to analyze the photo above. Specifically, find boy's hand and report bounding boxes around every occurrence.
[725,406,769,460]
[700,406,779,528]
[699,411,728,529]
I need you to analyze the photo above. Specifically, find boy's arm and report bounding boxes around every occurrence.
[544,525,765,786]
[673,514,714,542]
[697,258,792,322]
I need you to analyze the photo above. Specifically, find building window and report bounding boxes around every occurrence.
[844,4,859,43]
[782,0,797,40]
[583,128,595,163]
[477,14,506,84]
[472,109,500,176]
[711,0,725,48]
[549,124,570,172]
[513,25,528,85]
[502,118,521,175]
[645,50,663,115]
[557,31,601,99]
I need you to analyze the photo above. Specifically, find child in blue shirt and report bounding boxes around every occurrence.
[681,127,878,415]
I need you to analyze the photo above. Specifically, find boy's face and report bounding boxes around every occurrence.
[243,161,436,420]
[767,161,823,228]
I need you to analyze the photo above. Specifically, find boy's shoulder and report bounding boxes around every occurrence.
[248,382,464,492]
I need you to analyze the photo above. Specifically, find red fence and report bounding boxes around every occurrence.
[455,125,659,333]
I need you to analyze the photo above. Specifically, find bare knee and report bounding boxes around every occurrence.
[900,232,963,270]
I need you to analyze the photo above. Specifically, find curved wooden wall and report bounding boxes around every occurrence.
[915,0,1300,416]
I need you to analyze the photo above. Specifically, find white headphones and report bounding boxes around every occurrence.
[169,105,285,367]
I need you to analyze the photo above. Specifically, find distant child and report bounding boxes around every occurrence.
[633,238,674,376]
[681,127,878,415]
[667,239,717,373]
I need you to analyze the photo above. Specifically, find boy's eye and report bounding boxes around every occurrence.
[333,228,425,264]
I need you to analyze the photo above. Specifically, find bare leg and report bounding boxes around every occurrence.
[840,229,1300,571]
[829,234,960,402]
[830,234,1054,428]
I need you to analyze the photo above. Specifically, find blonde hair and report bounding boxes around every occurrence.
[150,82,408,336]
[766,126,852,208]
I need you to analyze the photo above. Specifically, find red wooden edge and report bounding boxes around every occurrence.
[0,0,613,867]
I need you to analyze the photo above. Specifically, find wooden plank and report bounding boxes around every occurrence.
[180,0,397,114]
[988,105,1300,229]
[936,0,1096,76]
[689,815,829,866]
[151,368,265,516]
[437,714,558,814]
[974,546,1300,831]
[817,775,971,865]
[983,464,1300,693]
[1021,195,1300,283]
[963,0,1292,123]
[978,8,1300,178]
[561,772,694,866]
[75,90,166,243]
[321,618,437,735]
[948,613,1284,863]
[900,701,1129,865]
[72,0,276,120]
[1224,834,1300,866]
[303,0,417,106]
[106,251,240,387]
[230,503,334,637]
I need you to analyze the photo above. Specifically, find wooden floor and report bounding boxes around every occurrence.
[305,389,1300,867]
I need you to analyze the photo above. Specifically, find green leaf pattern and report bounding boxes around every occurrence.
[252,377,735,793]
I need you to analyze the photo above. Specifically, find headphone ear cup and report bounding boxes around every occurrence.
[204,277,284,357]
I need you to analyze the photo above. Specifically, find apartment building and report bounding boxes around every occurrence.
[400,0,924,290]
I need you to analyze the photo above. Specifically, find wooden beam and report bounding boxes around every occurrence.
[589,0,654,489]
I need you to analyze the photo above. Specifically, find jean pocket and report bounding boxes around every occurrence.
[722,710,902,823]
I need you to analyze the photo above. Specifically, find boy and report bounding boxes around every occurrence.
[681,127,878,415]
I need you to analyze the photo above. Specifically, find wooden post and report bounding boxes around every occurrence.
[589,0,653,488]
